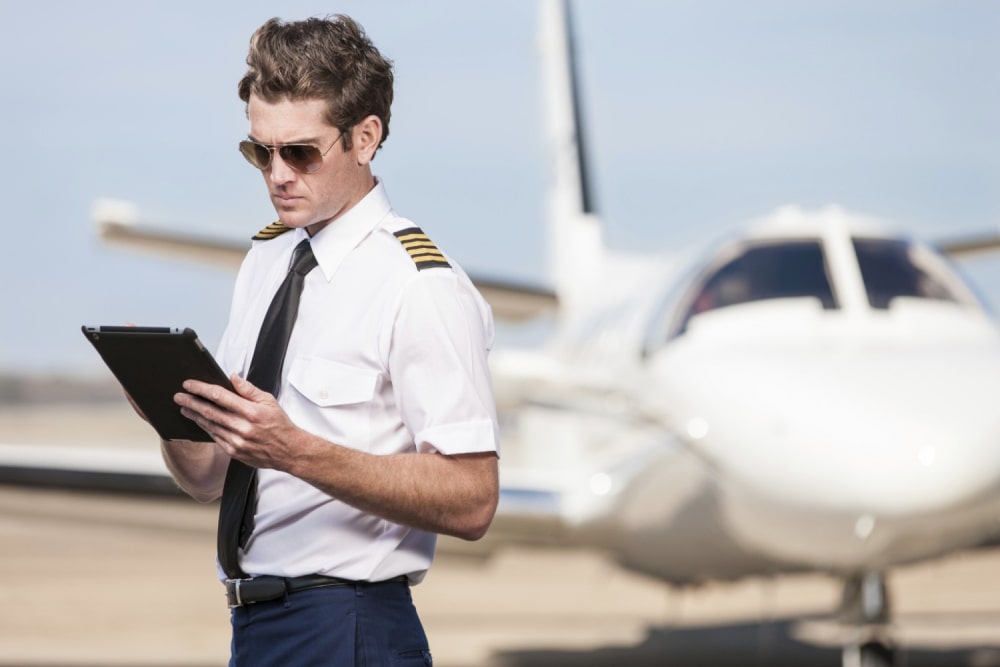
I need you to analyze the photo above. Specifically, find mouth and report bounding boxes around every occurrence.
[273,193,301,206]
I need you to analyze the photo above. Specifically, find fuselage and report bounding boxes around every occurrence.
[533,207,1000,583]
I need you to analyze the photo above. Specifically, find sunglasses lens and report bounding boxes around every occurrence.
[238,141,327,173]
[239,141,272,169]
[279,144,323,173]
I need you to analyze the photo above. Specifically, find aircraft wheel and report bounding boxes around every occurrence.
[859,640,895,667]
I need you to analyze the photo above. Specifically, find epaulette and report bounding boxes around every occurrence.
[394,227,451,270]
[251,221,292,241]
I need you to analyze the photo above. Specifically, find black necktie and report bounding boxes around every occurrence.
[217,239,318,579]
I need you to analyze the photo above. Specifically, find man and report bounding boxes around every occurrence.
[163,15,499,666]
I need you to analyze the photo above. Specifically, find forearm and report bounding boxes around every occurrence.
[172,376,499,535]
[286,431,499,541]
[160,439,230,503]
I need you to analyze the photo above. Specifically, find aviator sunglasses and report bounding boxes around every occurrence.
[238,133,343,174]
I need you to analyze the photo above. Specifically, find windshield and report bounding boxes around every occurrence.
[853,238,963,309]
[689,240,836,313]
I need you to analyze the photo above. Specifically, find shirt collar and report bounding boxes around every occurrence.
[294,178,392,282]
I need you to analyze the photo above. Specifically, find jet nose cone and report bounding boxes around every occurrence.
[664,337,1000,515]
[756,346,1000,513]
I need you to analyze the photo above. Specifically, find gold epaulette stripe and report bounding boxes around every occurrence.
[393,227,451,270]
[405,246,446,259]
[252,221,292,241]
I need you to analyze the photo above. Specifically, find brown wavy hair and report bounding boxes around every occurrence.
[238,15,394,152]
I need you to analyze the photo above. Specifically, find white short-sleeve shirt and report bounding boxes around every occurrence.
[216,180,499,583]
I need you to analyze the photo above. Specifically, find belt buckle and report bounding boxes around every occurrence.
[225,577,251,609]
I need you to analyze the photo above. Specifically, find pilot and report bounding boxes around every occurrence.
[159,15,499,665]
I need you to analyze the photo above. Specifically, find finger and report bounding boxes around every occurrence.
[181,379,244,412]
[174,391,238,433]
[176,396,244,441]
[178,408,240,456]
[179,404,262,467]
[177,405,217,436]
[231,374,273,403]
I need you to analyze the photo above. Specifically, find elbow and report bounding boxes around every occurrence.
[160,441,226,503]
[460,521,492,542]
[187,487,223,504]
[454,491,498,542]
[169,476,222,504]
[163,462,224,503]
[455,456,500,541]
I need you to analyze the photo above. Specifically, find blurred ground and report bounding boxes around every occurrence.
[2,403,1000,666]
[2,485,1000,667]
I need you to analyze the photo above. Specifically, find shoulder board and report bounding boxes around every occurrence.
[394,227,451,270]
[251,221,292,241]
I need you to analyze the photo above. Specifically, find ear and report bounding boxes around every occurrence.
[352,115,383,166]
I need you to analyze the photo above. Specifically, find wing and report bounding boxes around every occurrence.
[93,199,248,271]
[481,347,684,552]
[0,442,178,494]
[936,229,1000,259]
[93,198,557,321]
[469,276,557,322]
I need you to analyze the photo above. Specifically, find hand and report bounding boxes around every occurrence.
[173,375,302,471]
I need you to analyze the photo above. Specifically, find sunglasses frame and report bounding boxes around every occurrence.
[239,133,344,174]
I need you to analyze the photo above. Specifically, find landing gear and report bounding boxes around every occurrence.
[843,640,895,667]
[839,572,897,667]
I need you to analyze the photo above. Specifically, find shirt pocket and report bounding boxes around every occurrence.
[286,355,379,449]
[287,356,378,407]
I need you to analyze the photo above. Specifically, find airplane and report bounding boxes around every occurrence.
[4,1,1000,666]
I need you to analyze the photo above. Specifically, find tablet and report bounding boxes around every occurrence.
[82,325,234,442]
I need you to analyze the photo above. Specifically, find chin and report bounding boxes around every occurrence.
[275,213,311,229]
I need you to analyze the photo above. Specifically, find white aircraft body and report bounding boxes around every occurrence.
[5,2,1000,665]
[496,203,1000,582]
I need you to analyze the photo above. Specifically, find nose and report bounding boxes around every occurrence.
[268,150,297,185]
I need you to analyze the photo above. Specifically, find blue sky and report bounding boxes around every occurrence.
[1,1,997,375]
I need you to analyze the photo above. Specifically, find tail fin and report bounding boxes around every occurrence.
[539,0,605,315]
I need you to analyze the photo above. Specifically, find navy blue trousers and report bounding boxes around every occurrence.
[229,579,432,666]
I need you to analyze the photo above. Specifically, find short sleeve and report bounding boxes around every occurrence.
[387,270,499,456]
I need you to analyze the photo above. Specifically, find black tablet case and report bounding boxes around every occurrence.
[82,325,233,441]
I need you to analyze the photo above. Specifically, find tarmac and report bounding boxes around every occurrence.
[3,403,1000,666]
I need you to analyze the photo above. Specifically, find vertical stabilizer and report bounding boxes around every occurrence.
[540,0,605,315]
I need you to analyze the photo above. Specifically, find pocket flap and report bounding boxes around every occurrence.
[288,356,378,407]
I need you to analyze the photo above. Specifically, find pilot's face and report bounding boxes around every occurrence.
[245,95,376,237]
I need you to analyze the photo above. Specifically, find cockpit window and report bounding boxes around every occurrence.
[853,238,962,309]
[684,241,837,324]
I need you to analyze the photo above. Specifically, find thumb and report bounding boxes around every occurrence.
[231,374,270,401]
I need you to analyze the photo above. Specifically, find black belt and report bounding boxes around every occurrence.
[225,574,407,608]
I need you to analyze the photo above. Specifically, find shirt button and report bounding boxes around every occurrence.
[318,389,329,401]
